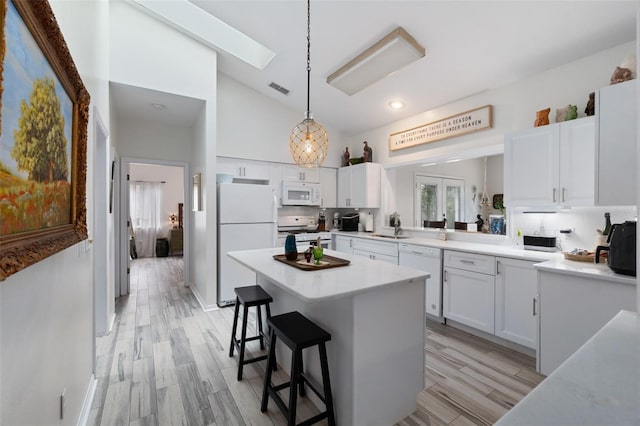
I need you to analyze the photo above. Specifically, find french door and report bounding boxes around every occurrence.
[415,175,464,228]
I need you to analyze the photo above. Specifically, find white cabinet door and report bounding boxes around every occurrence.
[353,249,398,265]
[559,117,595,207]
[242,159,270,180]
[320,167,337,208]
[283,164,320,183]
[537,270,636,375]
[337,163,381,208]
[494,258,537,349]
[504,124,560,207]
[596,79,637,206]
[269,163,283,207]
[349,164,368,207]
[334,235,354,254]
[443,267,495,334]
[217,157,270,180]
[337,167,351,208]
[217,157,242,178]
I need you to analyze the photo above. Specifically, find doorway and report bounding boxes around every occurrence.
[119,157,190,297]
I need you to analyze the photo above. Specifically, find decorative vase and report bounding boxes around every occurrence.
[284,234,298,261]
[312,246,324,265]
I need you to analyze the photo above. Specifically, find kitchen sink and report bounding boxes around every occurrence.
[374,235,411,239]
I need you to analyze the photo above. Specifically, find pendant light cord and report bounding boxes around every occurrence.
[306,0,311,115]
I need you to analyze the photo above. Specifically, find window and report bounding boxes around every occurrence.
[415,175,464,229]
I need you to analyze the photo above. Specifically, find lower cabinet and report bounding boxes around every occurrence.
[352,238,398,265]
[537,269,636,375]
[443,266,495,334]
[334,235,354,254]
[494,257,537,349]
[443,251,537,348]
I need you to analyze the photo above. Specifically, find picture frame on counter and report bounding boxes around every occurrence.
[0,0,90,281]
[389,105,493,151]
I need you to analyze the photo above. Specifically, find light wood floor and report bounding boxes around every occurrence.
[90,257,544,426]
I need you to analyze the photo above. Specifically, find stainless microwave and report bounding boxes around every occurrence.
[281,181,321,206]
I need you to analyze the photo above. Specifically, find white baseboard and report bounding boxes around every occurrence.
[190,283,218,312]
[77,374,97,426]
[108,313,116,334]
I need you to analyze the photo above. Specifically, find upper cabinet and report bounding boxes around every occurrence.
[217,157,270,180]
[504,117,595,208]
[282,164,320,183]
[595,79,637,206]
[337,163,381,208]
[320,167,337,208]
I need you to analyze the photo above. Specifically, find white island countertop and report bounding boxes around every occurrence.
[497,310,640,425]
[228,247,429,303]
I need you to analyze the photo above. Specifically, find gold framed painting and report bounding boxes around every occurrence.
[0,0,90,281]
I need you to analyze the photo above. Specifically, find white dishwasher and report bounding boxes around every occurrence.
[399,243,443,319]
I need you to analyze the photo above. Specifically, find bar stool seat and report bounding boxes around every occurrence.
[261,311,335,426]
[229,285,275,380]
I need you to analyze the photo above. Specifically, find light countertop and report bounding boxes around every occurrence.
[332,231,560,262]
[535,259,637,285]
[496,310,640,425]
[228,247,429,303]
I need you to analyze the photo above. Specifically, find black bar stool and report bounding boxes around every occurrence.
[261,311,336,426]
[229,285,275,381]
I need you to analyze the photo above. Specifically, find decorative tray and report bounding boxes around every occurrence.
[563,252,597,263]
[273,254,350,271]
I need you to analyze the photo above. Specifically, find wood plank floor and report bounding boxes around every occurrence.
[90,257,544,426]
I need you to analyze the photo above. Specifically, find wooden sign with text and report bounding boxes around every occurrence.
[389,105,493,151]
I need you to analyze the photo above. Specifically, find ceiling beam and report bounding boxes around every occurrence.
[129,0,276,70]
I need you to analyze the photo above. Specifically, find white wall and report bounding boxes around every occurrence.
[352,41,636,167]
[129,163,185,235]
[217,73,345,168]
[190,108,211,307]
[1,0,110,424]
[110,1,218,307]
[114,117,194,163]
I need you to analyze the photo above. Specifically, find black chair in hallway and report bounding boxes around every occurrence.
[229,285,275,380]
[261,311,335,426]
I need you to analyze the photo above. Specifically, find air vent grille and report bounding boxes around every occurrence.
[268,82,290,95]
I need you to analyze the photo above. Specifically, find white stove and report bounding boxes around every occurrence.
[277,216,332,248]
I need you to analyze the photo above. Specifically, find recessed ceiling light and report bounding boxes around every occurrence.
[152,103,166,110]
[389,100,405,110]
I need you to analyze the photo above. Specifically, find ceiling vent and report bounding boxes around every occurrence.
[268,82,290,96]
[327,27,425,96]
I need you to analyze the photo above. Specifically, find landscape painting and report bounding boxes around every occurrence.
[0,0,73,236]
[0,0,89,281]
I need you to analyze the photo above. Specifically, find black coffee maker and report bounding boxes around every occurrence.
[595,220,636,276]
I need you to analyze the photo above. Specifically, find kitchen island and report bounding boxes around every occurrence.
[228,248,429,426]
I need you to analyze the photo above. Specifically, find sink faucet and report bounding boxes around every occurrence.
[394,218,402,237]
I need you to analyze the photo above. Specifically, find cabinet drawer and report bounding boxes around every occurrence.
[353,238,398,257]
[443,250,495,275]
[353,249,398,265]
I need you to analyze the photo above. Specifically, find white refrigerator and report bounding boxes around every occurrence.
[217,183,277,306]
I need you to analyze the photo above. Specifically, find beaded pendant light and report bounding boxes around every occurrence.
[289,0,328,168]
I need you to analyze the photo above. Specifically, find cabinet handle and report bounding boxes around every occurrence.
[303,172,306,180]
[350,240,353,248]
[553,188,557,202]
[444,270,448,282]
[533,297,537,316]
[562,187,566,203]
[496,260,500,275]
[460,259,475,265]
